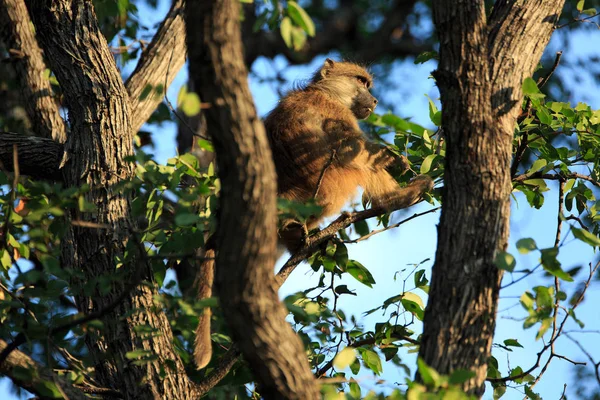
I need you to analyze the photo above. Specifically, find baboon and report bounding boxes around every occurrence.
[194,59,433,368]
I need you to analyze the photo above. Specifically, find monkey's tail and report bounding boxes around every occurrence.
[194,238,216,369]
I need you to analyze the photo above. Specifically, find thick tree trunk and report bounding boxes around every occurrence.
[0,0,66,143]
[418,0,565,396]
[185,1,320,398]
[27,1,196,398]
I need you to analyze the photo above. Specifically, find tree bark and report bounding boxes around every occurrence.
[418,0,565,396]
[125,0,186,134]
[27,1,197,398]
[0,0,66,143]
[185,1,320,399]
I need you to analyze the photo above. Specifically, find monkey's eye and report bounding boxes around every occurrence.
[356,76,369,88]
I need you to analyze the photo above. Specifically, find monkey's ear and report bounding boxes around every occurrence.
[321,58,336,78]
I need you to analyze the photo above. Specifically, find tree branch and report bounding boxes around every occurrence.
[242,0,431,66]
[0,339,89,400]
[186,0,320,397]
[126,0,186,133]
[277,202,436,287]
[0,0,66,143]
[0,132,62,179]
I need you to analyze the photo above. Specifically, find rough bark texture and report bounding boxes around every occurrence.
[417,0,565,395]
[0,0,66,143]
[27,1,197,398]
[0,132,61,179]
[185,1,320,398]
[125,0,186,133]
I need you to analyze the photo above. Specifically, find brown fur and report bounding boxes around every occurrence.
[194,59,433,368]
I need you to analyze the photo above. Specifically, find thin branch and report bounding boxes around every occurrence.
[513,171,600,187]
[537,51,563,89]
[125,0,187,133]
[344,207,440,244]
[276,198,432,287]
[556,12,600,29]
[565,333,600,384]
[489,261,600,384]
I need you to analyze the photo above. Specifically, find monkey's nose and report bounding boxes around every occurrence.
[373,98,378,105]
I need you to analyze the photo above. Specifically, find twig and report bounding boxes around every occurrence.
[489,261,600,384]
[513,171,600,187]
[556,12,600,29]
[537,51,562,89]
[344,207,440,244]
[565,333,600,384]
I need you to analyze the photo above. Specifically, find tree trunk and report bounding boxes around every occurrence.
[0,0,66,143]
[27,1,196,398]
[418,0,565,396]
[185,1,320,398]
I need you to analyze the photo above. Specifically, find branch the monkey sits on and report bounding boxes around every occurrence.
[194,59,433,368]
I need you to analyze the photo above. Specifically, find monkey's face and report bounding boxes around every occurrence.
[351,87,378,120]
[311,59,377,119]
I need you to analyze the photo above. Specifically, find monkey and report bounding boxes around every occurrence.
[194,59,433,368]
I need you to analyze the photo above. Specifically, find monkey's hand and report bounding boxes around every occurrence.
[278,219,309,253]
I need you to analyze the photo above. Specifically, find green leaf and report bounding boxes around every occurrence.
[175,213,200,226]
[287,1,315,37]
[125,349,153,359]
[516,238,537,254]
[334,285,356,296]
[503,339,523,348]
[280,17,293,48]
[354,219,369,236]
[34,380,62,398]
[425,95,442,126]
[576,0,585,12]
[291,26,306,51]
[540,247,574,282]
[414,51,439,64]
[493,384,507,399]
[536,108,552,125]
[345,260,376,287]
[180,92,201,117]
[449,369,476,384]
[417,358,441,387]
[334,243,349,267]
[0,249,12,271]
[494,251,516,272]
[361,349,383,375]
[420,154,437,174]
[333,347,357,370]
[527,159,547,174]
[582,8,597,16]
[401,292,424,320]
[522,77,545,99]
[571,226,600,247]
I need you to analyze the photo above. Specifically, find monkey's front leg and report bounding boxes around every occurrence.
[365,172,433,211]
[363,141,409,173]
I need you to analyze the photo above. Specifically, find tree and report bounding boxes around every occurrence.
[0,0,599,399]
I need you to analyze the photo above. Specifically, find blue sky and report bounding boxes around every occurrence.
[2,1,600,399]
